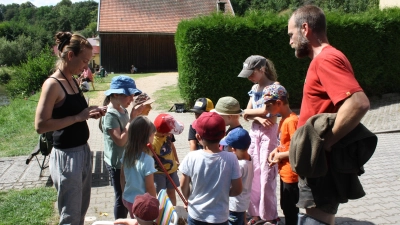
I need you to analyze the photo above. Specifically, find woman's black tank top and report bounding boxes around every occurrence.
[50,77,89,149]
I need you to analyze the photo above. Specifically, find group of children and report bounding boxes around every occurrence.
[101,54,300,225]
[181,55,300,225]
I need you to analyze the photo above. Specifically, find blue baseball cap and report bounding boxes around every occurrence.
[105,75,142,96]
[220,128,251,150]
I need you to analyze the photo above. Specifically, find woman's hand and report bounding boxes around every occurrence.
[75,106,106,121]
[88,106,107,119]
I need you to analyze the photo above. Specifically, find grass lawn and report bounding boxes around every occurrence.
[0,93,40,157]
[0,187,57,225]
[153,84,185,111]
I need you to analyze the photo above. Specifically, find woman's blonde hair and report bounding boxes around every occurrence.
[54,32,92,69]
[262,58,278,82]
[123,116,156,168]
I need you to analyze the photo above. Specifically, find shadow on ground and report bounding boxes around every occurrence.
[91,151,110,187]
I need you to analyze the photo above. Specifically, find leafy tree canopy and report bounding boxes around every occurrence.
[0,0,98,66]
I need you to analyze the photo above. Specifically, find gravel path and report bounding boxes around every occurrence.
[89,72,178,106]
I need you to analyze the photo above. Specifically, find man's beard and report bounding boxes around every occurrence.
[295,32,310,58]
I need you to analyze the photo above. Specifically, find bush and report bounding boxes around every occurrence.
[0,35,43,66]
[175,9,400,108]
[5,48,56,98]
[0,68,12,85]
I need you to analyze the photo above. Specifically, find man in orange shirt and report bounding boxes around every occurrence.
[263,84,299,225]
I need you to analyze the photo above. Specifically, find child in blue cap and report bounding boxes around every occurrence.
[101,75,146,219]
[220,128,254,225]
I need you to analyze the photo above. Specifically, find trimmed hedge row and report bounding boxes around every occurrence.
[175,8,400,108]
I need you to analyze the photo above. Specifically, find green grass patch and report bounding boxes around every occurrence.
[153,84,185,111]
[0,187,57,225]
[0,93,39,157]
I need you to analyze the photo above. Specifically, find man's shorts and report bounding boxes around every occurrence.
[296,168,340,214]
[154,171,180,192]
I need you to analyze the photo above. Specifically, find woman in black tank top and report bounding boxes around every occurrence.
[35,32,106,225]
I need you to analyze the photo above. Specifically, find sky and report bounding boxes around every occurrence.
[1,0,99,7]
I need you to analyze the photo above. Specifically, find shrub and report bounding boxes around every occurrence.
[0,68,12,85]
[5,48,56,98]
[0,35,43,66]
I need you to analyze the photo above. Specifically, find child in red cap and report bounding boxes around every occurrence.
[114,193,159,225]
[179,112,242,224]
[152,113,184,206]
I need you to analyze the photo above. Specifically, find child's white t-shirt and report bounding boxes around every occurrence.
[229,158,254,212]
[179,150,241,223]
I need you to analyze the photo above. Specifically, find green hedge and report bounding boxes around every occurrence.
[175,8,400,108]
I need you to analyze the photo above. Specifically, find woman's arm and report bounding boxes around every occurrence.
[145,174,157,197]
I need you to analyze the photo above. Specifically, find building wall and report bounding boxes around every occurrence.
[99,33,177,73]
[93,54,100,68]
[380,0,400,9]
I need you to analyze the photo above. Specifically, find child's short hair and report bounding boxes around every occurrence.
[153,113,184,135]
[220,128,251,150]
[192,112,225,142]
[211,96,243,115]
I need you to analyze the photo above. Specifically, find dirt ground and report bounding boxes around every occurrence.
[89,72,178,106]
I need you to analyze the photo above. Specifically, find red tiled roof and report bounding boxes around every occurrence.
[98,0,234,33]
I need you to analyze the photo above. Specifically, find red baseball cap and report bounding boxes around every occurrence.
[132,193,160,221]
[154,113,184,135]
[192,112,225,141]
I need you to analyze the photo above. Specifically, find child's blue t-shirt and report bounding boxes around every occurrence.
[121,152,157,203]
[179,150,241,223]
